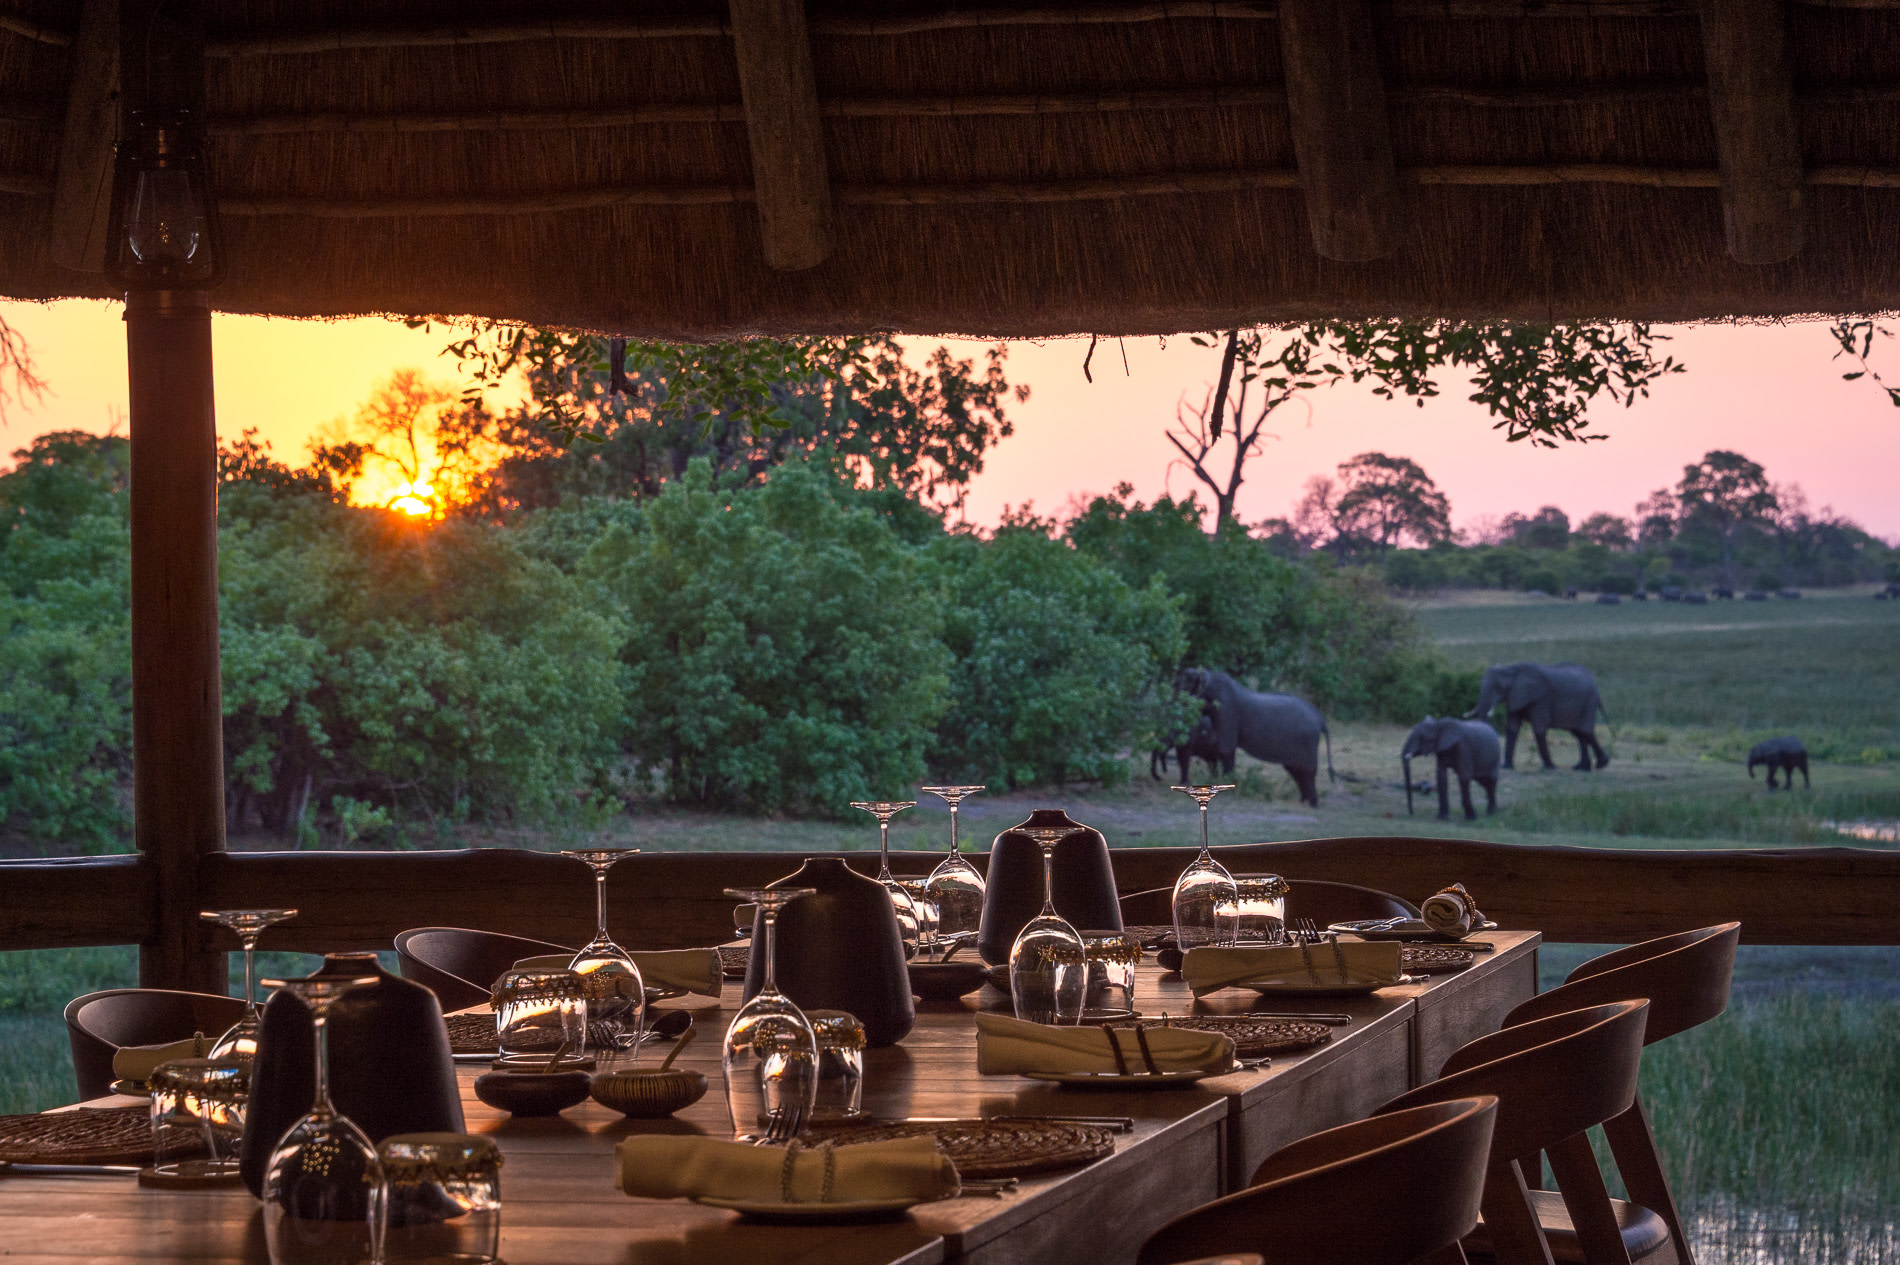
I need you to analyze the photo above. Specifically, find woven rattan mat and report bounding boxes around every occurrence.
[445,1012,498,1055]
[801,1118,1113,1180]
[1108,1016,1333,1058]
[718,945,750,978]
[0,1105,201,1166]
[1402,945,1476,974]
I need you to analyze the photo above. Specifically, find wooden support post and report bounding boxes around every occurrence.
[50,0,118,272]
[120,0,225,992]
[1697,0,1803,263]
[728,0,832,270]
[126,290,226,992]
[1278,0,1401,262]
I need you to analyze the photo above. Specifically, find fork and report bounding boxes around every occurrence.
[1296,917,1323,944]
[757,1103,805,1146]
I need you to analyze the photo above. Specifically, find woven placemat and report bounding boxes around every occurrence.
[718,945,750,978]
[446,1012,498,1055]
[1401,945,1476,975]
[1123,925,1176,948]
[1109,1016,1333,1058]
[0,1106,201,1166]
[801,1118,1114,1180]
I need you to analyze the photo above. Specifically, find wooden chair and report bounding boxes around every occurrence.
[1500,924,1740,1265]
[64,988,249,1101]
[1378,1000,1665,1265]
[394,927,572,1012]
[1119,880,1420,928]
[1136,1097,1498,1265]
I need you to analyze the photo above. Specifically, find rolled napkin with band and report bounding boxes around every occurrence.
[511,949,723,999]
[615,1133,958,1205]
[1422,883,1485,937]
[1181,941,1404,997]
[112,1032,212,1085]
[974,1011,1234,1076]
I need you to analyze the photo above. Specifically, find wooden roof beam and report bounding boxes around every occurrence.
[1698,0,1803,263]
[49,0,119,272]
[1279,0,1400,261]
[729,0,832,271]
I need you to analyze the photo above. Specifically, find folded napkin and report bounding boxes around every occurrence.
[974,1012,1234,1076]
[1422,883,1485,937]
[615,1134,958,1205]
[511,949,722,998]
[1181,941,1404,997]
[112,1032,210,1084]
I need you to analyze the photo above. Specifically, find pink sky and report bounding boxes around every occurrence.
[4,300,1897,539]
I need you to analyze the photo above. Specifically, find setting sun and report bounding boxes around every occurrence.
[387,480,435,518]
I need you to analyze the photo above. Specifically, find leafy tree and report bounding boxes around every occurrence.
[1575,513,1633,550]
[1829,318,1900,407]
[930,521,1184,788]
[1331,453,1454,556]
[583,459,948,814]
[1675,451,1779,586]
[1503,505,1572,550]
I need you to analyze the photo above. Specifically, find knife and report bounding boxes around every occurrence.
[1241,1011,1353,1025]
[0,1162,142,1175]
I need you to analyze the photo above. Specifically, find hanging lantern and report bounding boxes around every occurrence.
[107,108,222,290]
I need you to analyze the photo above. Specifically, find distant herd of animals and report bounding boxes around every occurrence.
[1156,662,1813,822]
[1553,582,1900,605]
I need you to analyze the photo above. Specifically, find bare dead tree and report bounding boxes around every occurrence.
[0,317,47,424]
[1165,333,1289,533]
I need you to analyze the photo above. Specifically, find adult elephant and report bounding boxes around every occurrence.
[1465,662,1608,771]
[1174,669,1333,807]
[1401,716,1501,820]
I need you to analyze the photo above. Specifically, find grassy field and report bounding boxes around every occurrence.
[2,587,1893,1261]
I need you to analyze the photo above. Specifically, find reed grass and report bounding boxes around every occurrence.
[1495,783,1900,844]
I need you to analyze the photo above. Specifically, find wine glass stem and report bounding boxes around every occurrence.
[760,910,780,995]
[948,804,960,855]
[1200,801,1211,857]
[594,869,609,942]
[240,934,259,1022]
[311,1013,335,1119]
[1040,844,1058,919]
[878,819,892,878]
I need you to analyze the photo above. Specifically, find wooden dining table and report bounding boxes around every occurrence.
[0,931,1537,1265]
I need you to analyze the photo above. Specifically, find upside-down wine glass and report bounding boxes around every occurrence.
[260,974,387,1265]
[200,908,298,1061]
[1171,784,1240,950]
[559,848,645,1057]
[920,785,987,951]
[722,887,819,1142]
[848,801,921,951]
[1007,826,1088,1025]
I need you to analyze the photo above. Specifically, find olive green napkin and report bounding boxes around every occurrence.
[1422,883,1485,937]
[974,1012,1234,1076]
[111,1032,210,1084]
[1181,941,1404,996]
[510,949,722,998]
[615,1134,958,1204]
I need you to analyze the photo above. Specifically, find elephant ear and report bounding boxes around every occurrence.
[1506,668,1547,711]
[1436,725,1464,754]
[1211,679,1240,754]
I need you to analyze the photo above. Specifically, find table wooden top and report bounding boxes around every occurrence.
[0,931,1538,1265]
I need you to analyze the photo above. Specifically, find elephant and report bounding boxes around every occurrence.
[1401,716,1501,820]
[1466,662,1609,772]
[1747,736,1810,790]
[1150,710,1223,784]
[1174,668,1334,807]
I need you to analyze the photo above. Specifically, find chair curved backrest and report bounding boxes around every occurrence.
[1381,1000,1648,1165]
[64,988,250,1101]
[1136,1097,1498,1265]
[1119,880,1419,929]
[1505,923,1739,1045]
[394,927,573,1012]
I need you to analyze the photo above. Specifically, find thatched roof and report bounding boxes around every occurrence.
[4,0,1900,337]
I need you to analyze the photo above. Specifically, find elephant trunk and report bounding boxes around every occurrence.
[1466,681,1499,721]
[1403,755,1414,814]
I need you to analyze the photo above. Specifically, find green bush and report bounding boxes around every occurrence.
[929,525,1184,788]
[585,459,949,814]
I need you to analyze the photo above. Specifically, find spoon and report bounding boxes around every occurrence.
[656,1024,696,1073]
[540,1039,571,1072]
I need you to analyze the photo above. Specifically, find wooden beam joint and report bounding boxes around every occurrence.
[1697,0,1803,263]
[728,0,833,271]
[1278,0,1402,261]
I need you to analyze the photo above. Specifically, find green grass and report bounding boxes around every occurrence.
[1494,781,1900,844]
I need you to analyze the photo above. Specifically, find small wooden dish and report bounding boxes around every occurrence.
[472,1070,591,1118]
[589,1068,708,1118]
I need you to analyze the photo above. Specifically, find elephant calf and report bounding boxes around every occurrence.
[1402,717,1501,820]
[1747,736,1810,790]
[1152,711,1222,784]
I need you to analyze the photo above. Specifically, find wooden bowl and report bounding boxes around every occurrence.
[589,1068,709,1118]
[473,1070,591,1118]
[907,961,988,1002]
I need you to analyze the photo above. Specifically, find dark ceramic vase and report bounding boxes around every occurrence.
[976,810,1123,965]
[239,952,465,1197]
[742,857,915,1047]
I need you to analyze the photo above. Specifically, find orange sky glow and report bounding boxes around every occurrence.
[4,298,1896,540]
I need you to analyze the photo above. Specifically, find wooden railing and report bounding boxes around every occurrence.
[3,840,1897,977]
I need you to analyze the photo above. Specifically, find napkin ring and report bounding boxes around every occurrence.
[778,1139,838,1204]
[1098,1022,1161,1075]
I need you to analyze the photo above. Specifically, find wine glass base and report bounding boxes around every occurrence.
[139,1159,245,1189]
